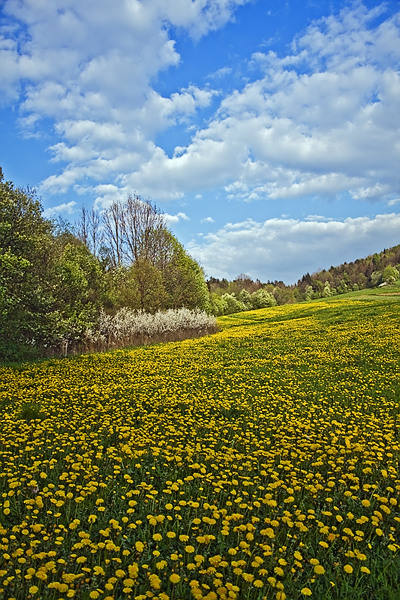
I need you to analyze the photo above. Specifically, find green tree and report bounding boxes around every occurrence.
[131,258,167,312]
[238,289,253,309]
[0,169,55,360]
[209,292,228,316]
[221,293,246,314]
[250,288,277,309]
[383,265,399,284]
[162,233,210,311]
[51,240,106,347]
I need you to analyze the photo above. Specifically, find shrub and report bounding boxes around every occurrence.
[82,307,218,353]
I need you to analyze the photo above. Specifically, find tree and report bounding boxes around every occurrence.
[383,265,399,284]
[238,289,253,309]
[250,288,277,309]
[220,293,246,314]
[0,169,55,360]
[52,239,106,345]
[76,206,103,257]
[102,196,210,313]
[102,195,166,267]
[162,232,210,311]
[131,258,167,312]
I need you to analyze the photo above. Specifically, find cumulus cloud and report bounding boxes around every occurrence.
[126,3,400,203]
[0,1,399,211]
[42,201,77,217]
[164,211,190,224]
[0,0,245,197]
[188,213,400,284]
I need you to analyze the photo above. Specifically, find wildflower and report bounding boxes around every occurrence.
[28,587,39,595]
[135,541,145,552]
[169,573,181,584]
[361,567,371,574]
[115,569,126,578]
[343,565,353,574]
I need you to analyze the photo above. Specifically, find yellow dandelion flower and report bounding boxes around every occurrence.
[135,541,145,552]
[361,567,371,574]
[29,586,39,595]
[314,565,325,575]
[343,564,353,574]
[115,569,126,578]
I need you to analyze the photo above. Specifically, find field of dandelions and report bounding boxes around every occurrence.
[0,295,399,600]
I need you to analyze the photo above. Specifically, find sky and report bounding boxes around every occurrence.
[1,0,399,284]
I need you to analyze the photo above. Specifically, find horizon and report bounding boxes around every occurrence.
[1,0,399,284]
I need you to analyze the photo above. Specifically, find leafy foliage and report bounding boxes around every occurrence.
[0,168,212,361]
[208,245,400,315]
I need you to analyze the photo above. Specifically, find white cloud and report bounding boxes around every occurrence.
[125,3,400,202]
[164,211,190,224]
[207,66,233,79]
[201,216,215,223]
[0,1,399,211]
[0,0,244,195]
[188,213,400,284]
[42,200,77,217]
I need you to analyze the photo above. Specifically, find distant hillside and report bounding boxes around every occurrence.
[207,244,400,313]
[294,243,400,300]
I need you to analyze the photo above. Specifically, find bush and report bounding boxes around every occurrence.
[82,307,218,353]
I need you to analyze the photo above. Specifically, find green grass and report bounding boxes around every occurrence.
[0,294,399,600]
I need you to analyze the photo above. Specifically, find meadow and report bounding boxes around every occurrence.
[0,295,399,600]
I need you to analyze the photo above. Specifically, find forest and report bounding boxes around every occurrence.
[207,248,400,314]
[0,168,211,362]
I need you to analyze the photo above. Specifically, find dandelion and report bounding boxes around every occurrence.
[135,541,145,552]
[314,565,325,575]
[170,573,181,584]
[115,569,126,578]
[28,586,39,595]
[343,565,353,574]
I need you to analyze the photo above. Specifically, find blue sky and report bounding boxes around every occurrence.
[1,0,399,284]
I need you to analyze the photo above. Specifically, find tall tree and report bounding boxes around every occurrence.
[77,206,103,257]
[102,195,210,313]
[0,169,55,359]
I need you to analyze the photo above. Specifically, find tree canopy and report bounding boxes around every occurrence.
[0,169,210,361]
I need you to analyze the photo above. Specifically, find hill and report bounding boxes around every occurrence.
[207,244,400,313]
[1,294,399,599]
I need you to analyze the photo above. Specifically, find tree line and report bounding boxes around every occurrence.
[0,168,209,361]
[207,246,400,314]
[2,165,399,360]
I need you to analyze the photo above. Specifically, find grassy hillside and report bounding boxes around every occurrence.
[0,294,399,600]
